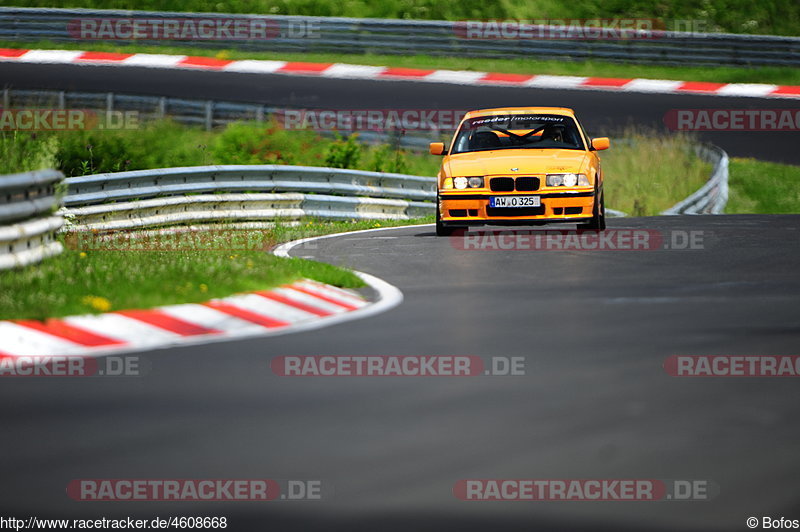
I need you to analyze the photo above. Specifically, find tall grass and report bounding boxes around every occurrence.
[600,130,711,216]
[0,132,58,174]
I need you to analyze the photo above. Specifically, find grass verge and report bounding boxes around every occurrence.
[726,158,800,214]
[2,40,799,86]
[600,131,711,216]
[0,217,432,321]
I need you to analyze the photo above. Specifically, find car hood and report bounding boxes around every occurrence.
[445,149,590,176]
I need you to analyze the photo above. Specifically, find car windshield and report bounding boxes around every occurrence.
[451,114,585,154]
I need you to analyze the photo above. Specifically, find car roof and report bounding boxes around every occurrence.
[463,107,576,119]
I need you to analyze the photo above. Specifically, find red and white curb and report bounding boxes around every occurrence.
[0,279,374,358]
[1,48,798,99]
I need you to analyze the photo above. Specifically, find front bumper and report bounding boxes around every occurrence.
[439,190,595,226]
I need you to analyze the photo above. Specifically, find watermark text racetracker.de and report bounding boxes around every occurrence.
[454,18,660,40]
[271,355,526,377]
[64,228,282,253]
[664,355,800,377]
[0,109,139,131]
[664,109,800,131]
[453,18,713,40]
[278,109,467,132]
[68,17,319,40]
[67,479,326,501]
[451,229,705,251]
[0,355,146,378]
[454,479,717,501]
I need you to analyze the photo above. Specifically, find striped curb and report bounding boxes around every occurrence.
[1,48,799,99]
[0,279,368,358]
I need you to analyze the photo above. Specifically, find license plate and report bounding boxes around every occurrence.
[489,195,541,208]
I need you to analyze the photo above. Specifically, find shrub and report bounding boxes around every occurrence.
[323,133,362,169]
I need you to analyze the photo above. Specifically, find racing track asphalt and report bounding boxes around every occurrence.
[1,62,799,164]
[0,216,799,531]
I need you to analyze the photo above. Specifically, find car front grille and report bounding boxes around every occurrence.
[489,177,514,192]
[515,177,540,191]
[489,176,540,192]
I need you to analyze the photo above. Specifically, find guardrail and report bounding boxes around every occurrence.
[61,165,436,231]
[661,145,729,215]
[1,8,798,67]
[0,169,65,270]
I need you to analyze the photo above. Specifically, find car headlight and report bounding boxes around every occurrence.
[467,177,484,188]
[452,176,484,189]
[546,173,590,187]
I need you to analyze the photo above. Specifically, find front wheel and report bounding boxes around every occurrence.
[581,190,606,232]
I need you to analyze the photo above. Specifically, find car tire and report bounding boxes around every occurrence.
[581,190,606,232]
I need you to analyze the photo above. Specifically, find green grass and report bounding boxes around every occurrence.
[0,131,59,174]
[600,131,712,216]
[4,39,799,86]
[0,119,441,178]
[4,0,798,35]
[726,158,800,214]
[0,217,432,321]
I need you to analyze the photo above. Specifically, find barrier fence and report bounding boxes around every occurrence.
[1,8,798,67]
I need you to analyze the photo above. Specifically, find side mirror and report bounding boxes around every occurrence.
[591,137,610,151]
[429,142,446,155]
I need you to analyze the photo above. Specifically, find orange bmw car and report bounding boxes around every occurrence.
[430,107,609,236]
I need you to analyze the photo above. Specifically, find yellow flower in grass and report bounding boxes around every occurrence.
[199,284,208,293]
[79,252,87,259]
[246,260,255,269]
[81,295,112,313]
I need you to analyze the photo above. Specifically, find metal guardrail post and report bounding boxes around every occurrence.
[204,101,214,130]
